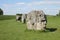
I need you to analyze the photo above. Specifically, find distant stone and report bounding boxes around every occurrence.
[22,14,27,23]
[16,14,21,22]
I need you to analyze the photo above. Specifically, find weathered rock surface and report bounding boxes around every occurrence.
[26,10,47,30]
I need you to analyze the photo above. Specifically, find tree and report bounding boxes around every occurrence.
[0,8,3,15]
[56,10,60,16]
[59,10,60,15]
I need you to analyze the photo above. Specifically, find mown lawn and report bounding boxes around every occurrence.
[0,15,60,40]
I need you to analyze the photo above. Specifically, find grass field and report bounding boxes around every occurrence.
[0,15,60,40]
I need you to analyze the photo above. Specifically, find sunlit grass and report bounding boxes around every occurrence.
[0,15,60,40]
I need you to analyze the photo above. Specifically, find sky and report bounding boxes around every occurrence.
[0,0,60,15]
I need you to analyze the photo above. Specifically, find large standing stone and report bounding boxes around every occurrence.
[26,10,47,30]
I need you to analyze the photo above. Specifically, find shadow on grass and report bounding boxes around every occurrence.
[25,28,57,33]
[45,28,57,32]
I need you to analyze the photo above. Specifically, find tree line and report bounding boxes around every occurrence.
[0,8,3,15]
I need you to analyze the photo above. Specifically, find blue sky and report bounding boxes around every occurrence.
[0,0,60,15]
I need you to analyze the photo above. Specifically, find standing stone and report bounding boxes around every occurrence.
[16,14,21,22]
[26,10,47,30]
[22,14,27,23]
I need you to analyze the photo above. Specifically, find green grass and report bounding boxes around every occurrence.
[0,15,60,40]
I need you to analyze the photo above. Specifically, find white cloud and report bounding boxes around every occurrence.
[3,1,60,7]
[27,1,60,6]
[3,2,25,7]
[16,2,25,5]
[3,4,12,7]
